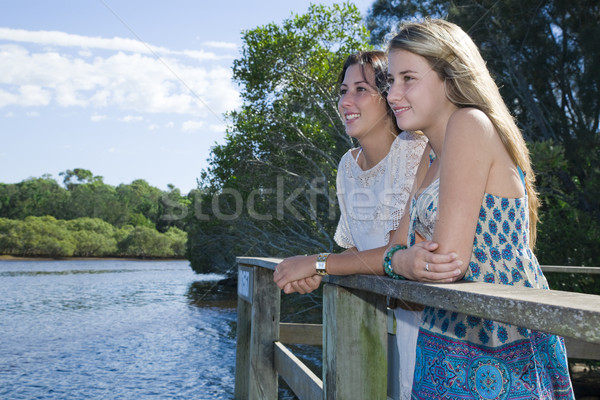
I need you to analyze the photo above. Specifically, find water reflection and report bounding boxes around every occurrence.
[186,278,237,310]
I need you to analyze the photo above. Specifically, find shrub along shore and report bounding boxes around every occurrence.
[0,216,187,259]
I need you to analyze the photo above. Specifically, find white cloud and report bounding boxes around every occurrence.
[182,120,205,132]
[120,115,144,123]
[201,41,238,50]
[0,85,51,107]
[0,28,234,61]
[209,124,227,133]
[91,114,107,122]
[0,29,241,118]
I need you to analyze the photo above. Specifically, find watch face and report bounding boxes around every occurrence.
[316,253,329,275]
[316,262,326,275]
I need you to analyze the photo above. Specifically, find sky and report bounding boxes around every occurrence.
[0,0,373,194]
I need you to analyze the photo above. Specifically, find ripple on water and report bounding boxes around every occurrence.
[0,260,237,399]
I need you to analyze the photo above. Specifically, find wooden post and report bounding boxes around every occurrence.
[234,264,281,399]
[234,272,252,400]
[323,284,388,399]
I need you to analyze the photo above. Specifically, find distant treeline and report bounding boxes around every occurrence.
[0,216,186,258]
[0,169,188,259]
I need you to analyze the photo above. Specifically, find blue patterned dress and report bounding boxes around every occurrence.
[408,176,574,399]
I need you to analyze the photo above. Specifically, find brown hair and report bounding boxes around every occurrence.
[338,51,400,134]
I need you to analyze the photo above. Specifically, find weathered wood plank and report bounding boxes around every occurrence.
[564,337,600,360]
[325,274,600,344]
[280,323,322,346]
[323,284,388,399]
[247,265,281,399]
[234,281,252,400]
[274,341,323,400]
[237,256,280,271]
[541,265,600,274]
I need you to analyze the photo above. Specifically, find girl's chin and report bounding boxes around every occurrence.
[395,119,414,132]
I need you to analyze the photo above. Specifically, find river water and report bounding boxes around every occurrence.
[0,259,238,399]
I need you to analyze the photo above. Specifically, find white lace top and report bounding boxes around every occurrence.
[334,131,427,251]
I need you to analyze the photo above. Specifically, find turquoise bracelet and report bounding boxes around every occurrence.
[383,244,407,280]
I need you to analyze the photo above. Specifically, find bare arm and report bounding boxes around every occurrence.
[389,143,462,282]
[392,108,504,282]
[273,235,394,294]
[432,108,497,278]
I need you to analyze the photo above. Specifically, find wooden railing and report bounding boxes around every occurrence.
[234,257,600,399]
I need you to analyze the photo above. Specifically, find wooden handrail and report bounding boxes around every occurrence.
[234,256,600,399]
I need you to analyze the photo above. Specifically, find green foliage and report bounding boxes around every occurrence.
[164,227,188,258]
[0,216,187,259]
[117,226,174,258]
[530,141,600,267]
[65,218,118,257]
[0,171,177,228]
[0,170,190,259]
[0,177,70,219]
[128,213,156,228]
[0,216,75,257]
[186,3,371,273]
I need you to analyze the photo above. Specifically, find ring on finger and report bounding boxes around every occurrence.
[425,262,429,272]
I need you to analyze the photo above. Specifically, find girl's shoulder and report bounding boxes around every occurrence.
[337,147,359,171]
[446,108,496,148]
[448,108,494,134]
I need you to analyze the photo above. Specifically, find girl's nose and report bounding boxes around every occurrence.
[387,83,403,105]
[340,92,353,108]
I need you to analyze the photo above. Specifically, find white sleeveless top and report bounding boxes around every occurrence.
[334,131,426,251]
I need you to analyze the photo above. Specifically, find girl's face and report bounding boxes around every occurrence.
[387,49,450,134]
[338,64,389,142]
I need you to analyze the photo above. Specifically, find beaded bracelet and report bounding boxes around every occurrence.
[383,244,407,280]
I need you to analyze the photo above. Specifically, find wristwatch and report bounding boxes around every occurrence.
[316,253,330,276]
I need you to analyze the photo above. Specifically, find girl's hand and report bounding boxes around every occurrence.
[273,254,318,290]
[283,275,323,294]
[390,241,463,282]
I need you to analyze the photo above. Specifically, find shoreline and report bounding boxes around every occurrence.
[0,255,188,262]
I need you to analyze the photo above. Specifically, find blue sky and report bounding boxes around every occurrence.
[0,0,372,194]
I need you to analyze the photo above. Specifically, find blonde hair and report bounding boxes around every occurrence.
[388,19,540,247]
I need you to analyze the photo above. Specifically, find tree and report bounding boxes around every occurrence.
[365,0,599,266]
[164,226,188,258]
[0,172,191,259]
[59,168,102,189]
[65,218,117,256]
[116,179,163,226]
[186,3,372,272]
[7,216,76,257]
[118,226,174,258]
[0,177,69,219]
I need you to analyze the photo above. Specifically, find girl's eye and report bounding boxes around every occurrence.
[339,88,347,95]
[357,86,367,92]
[404,75,414,82]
